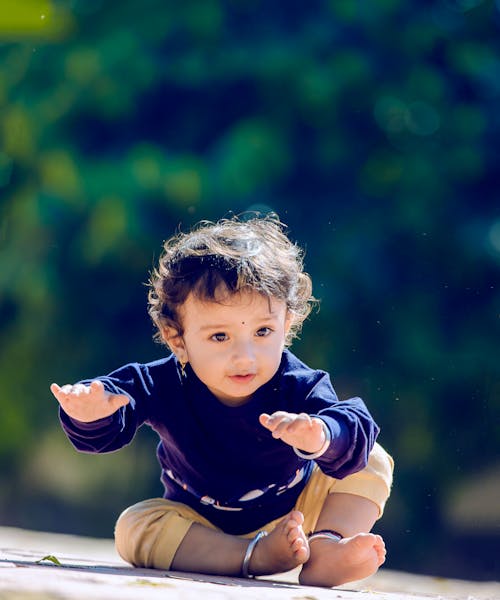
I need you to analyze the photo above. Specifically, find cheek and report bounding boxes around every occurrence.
[188,343,220,365]
[262,339,285,360]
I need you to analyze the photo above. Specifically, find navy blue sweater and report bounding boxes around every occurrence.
[59,350,379,534]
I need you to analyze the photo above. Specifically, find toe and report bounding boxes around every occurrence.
[291,536,304,551]
[290,510,304,525]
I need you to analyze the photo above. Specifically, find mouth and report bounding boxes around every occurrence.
[228,374,256,384]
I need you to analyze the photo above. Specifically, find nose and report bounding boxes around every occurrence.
[231,339,256,369]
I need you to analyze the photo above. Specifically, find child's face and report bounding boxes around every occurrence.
[170,289,291,407]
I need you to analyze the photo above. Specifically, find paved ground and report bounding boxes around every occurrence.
[1,527,498,600]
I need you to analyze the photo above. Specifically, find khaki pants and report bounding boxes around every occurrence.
[115,442,393,570]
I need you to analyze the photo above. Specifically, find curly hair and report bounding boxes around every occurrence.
[148,215,316,346]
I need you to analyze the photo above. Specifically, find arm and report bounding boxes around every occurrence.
[260,371,379,479]
[52,363,151,454]
[313,394,379,478]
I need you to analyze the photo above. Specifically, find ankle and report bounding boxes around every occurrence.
[242,531,267,578]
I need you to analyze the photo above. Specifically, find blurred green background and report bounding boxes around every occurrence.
[0,0,498,581]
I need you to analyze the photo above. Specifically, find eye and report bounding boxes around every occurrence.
[256,327,272,337]
[211,332,228,342]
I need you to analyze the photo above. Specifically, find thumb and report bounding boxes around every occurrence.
[108,392,130,410]
[90,380,129,410]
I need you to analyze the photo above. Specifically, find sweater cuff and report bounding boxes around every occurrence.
[59,406,117,431]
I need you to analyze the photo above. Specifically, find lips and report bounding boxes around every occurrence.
[228,374,256,383]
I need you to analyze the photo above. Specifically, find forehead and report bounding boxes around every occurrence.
[180,289,286,324]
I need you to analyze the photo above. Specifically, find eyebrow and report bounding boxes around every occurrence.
[198,314,281,332]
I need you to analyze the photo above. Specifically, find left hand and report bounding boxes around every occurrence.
[259,411,327,454]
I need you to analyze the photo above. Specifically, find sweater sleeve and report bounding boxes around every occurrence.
[313,394,379,479]
[282,357,379,479]
[58,362,152,454]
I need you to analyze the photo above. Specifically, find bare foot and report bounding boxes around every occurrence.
[299,532,386,587]
[248,510,310,576]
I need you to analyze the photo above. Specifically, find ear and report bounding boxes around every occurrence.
[162,327,188,363]
[284,311,294,337]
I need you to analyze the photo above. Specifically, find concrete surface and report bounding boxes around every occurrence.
[1,527,498,600]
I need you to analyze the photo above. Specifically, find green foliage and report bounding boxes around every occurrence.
[0,0,498,579]
[36,554,62,566]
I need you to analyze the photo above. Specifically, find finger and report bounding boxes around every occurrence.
[286,413,313,433]
[50,383,61,395]
[260,411,296,437]
[259,412,284,432]
[259,413,271,428]
[109,393,129,409]
[264,416,287,435]
[270,416,295,438]
[53,383,78,398]
[72,383,88,396]
[262,411,290,428]
[50,383,66,402]
[90,380,105,393]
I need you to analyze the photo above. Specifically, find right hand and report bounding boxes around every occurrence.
[50,380,129,423]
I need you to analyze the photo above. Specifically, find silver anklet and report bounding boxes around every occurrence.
[241,530,268,578]
[308,529,343,543]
